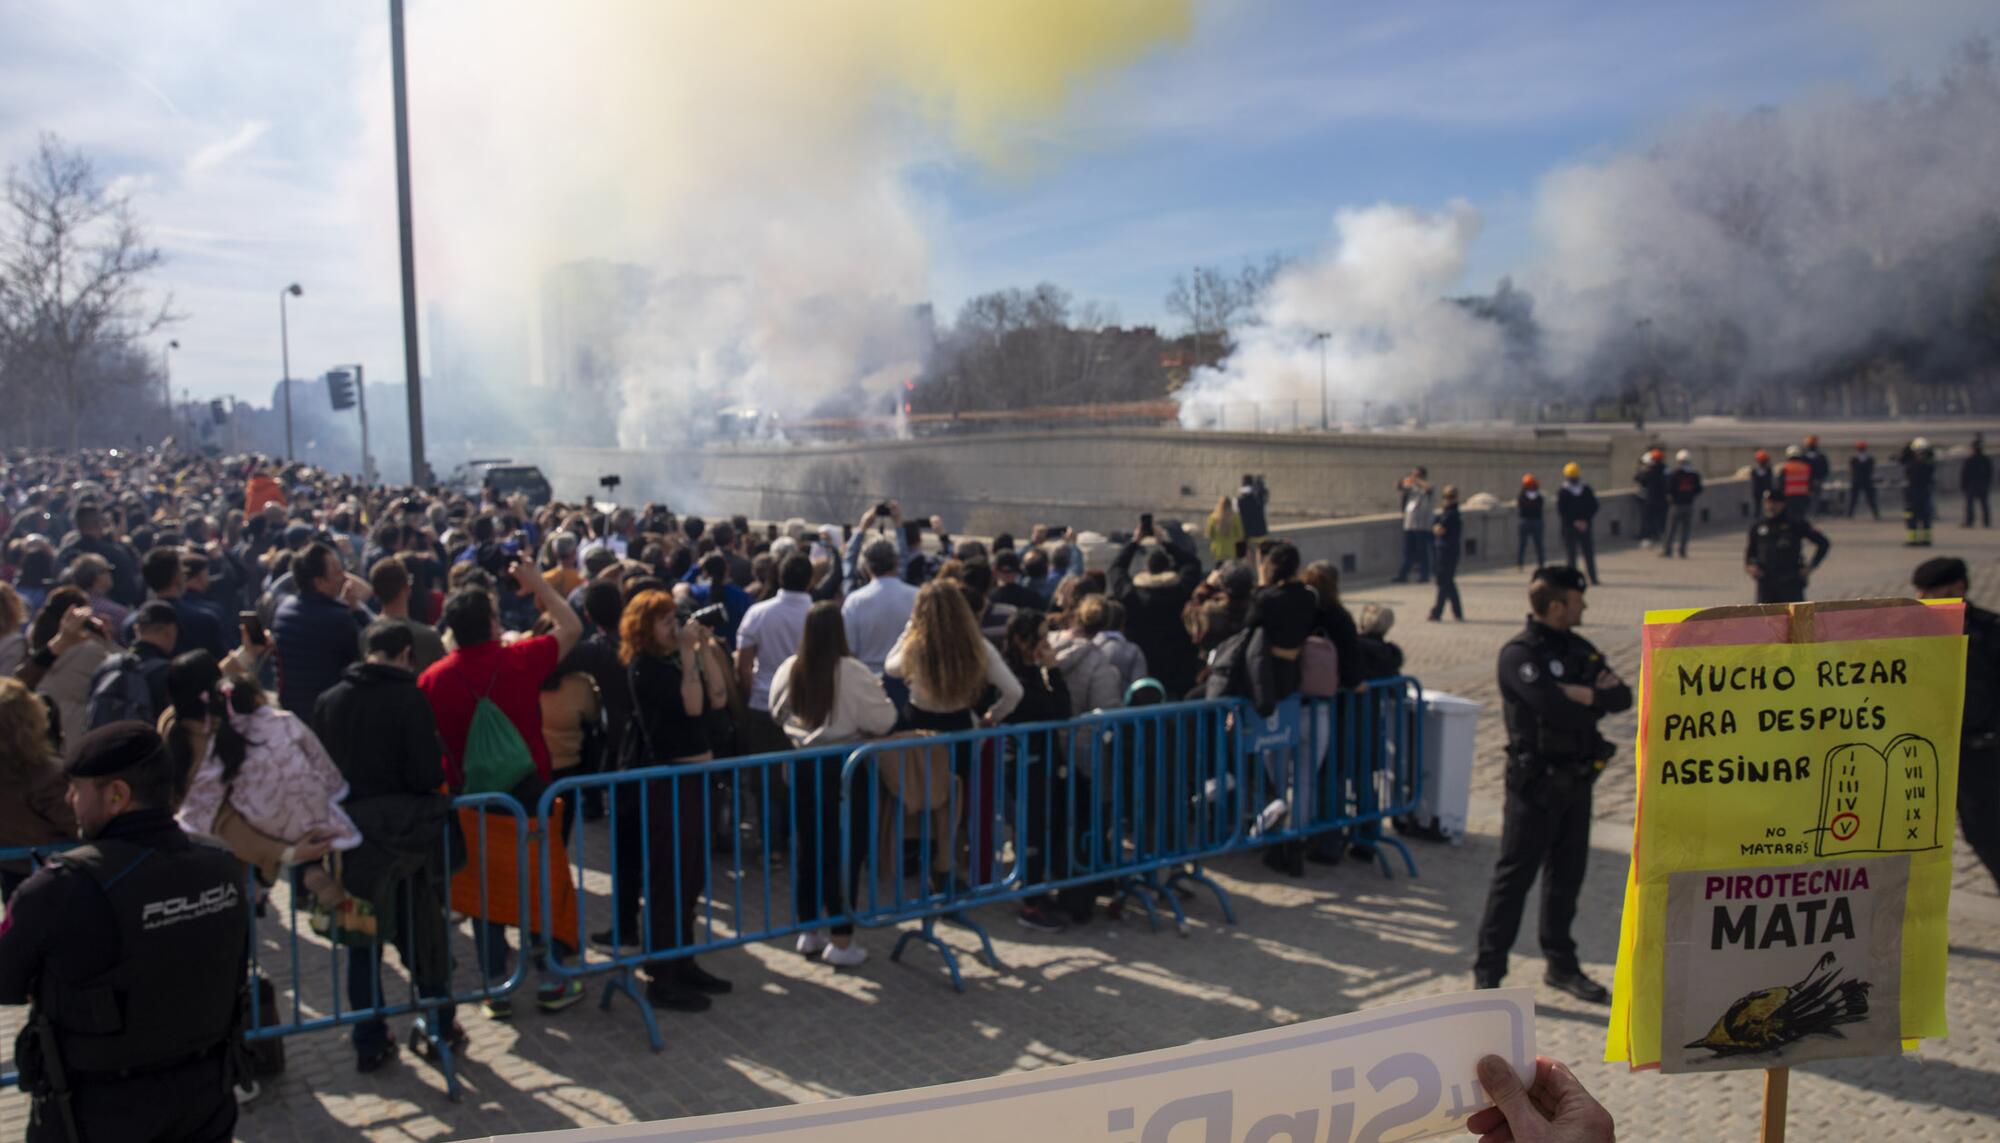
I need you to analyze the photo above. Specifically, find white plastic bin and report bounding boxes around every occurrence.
[1415,690,1482,841]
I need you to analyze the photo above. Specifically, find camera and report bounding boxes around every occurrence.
[875,501,892,517]
[685,602,728,630]
[599,474,622,491]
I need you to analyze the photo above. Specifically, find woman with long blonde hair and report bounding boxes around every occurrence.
[1206,495,1244,564]
[885,580,1021,731]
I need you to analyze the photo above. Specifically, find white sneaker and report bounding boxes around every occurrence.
[821,942,868,968]
[796,930,830,956]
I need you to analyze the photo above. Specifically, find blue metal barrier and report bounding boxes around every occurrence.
[535,744,859,1051]
[0,676,1430,1084]
[0,792,526,1103]
[1237,678,1426,877]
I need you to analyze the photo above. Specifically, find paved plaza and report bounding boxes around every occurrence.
[7,498,1998,1141]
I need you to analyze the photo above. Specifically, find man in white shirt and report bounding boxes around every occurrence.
[737,554,815,750]
[580,508,635,561]
[841,539,918,705]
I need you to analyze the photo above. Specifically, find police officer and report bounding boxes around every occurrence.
[1848,441,1878,519]
[1474,566,1631,1001]
[1912,558,2000,892]
[1900,437,1937,546]
[0,723,250,1143]
[1744,489,1830,604]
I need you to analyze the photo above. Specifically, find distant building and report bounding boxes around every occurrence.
[539,260,650,396]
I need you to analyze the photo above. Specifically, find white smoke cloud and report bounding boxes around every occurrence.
[344,0,1190,448]
[1178,202,1506,426]
[1189,40,2000,416]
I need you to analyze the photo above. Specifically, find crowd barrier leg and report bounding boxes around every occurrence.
[887,912,1003,994]
[1165,864,1236,925]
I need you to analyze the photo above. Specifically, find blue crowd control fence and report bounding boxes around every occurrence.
[1238,678,1427,877]
[0,678,1426,1086]
[533,743,859,1051]
[0,792,526,1103]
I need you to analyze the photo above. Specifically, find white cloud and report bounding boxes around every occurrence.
[183,119,268,178]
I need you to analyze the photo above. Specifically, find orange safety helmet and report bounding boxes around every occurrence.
[1855,440,1868,451]
[1754,449,1771,464]
[1522,473,1538,489]
[1805,434,1819,447]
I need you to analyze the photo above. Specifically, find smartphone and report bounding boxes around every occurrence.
[1140,512,1154,537]
[239,610,267,647]
[692,602,729,630]
[876,502,892,517]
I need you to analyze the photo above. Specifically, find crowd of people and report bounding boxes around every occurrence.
[1369,433,1988,620]
[1,438,1993,1142]
[0,447,1396,1078]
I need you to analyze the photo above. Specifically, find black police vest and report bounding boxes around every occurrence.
[39,836,248,1077]
[1501,629,1601,763]
[1750,521,1803,578]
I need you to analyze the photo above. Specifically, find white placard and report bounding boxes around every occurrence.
[484,989,1535,1143]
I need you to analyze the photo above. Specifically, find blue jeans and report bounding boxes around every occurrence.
[1516,519,1545,568]
[1394,531,1431,581]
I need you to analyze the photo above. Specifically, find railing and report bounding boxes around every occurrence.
[0,792,526,1103]
[0,678,1425,1095]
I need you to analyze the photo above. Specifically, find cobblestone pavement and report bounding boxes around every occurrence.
[5,501,1997,1141]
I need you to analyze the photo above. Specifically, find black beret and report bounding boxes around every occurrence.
[1531,565,1589,594]
[1912,557,1968,592]
[134,600,179,627]
[66,721,168,780]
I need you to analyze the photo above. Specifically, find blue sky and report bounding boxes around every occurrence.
[0,0,1990,401]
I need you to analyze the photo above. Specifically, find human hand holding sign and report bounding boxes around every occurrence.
[1466,1054,1616,1143]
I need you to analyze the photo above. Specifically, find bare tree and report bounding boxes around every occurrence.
[0,134,174,448]
[1164,255,1288,365]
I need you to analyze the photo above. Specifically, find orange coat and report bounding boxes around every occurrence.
[449,798,581,949]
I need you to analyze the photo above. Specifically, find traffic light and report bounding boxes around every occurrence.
[327,369,356,411]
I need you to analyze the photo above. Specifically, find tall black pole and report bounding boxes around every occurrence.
[391,0,428,488]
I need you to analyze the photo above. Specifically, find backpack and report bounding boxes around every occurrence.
[86,652,163,729]
[1299,635,1342,698]
[455,669,537,795]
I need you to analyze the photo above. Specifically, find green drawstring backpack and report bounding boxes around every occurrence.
[456,668,536,794]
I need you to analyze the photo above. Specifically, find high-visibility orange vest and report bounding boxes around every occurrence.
[1780,458,1813,497]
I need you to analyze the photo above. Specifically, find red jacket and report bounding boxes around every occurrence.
[418,635,561,787]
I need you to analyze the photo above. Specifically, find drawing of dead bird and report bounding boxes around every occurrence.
[1686,952,1873,1057]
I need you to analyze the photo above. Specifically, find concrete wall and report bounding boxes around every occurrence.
[469,430,1642,536]
[1260,476,1765,584]
[458,425,1977,538]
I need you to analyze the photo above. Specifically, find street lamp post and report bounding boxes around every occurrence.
[279,283,303,460]
[1311,331,1330,430]
[391,0,430,487]
[162,340,180,442]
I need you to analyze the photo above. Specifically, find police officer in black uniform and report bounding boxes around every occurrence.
[0,723,250,1143]
[1474,566,1631,1002]
[1912,557,2000,892]
[1745,488,1831,603]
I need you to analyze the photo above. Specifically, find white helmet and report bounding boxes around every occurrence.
[1674,449,1690,463]
[1784,444,1802,459]
[1913,437,1931,451]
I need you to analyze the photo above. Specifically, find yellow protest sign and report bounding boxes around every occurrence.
[1608,599,1965,1073]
